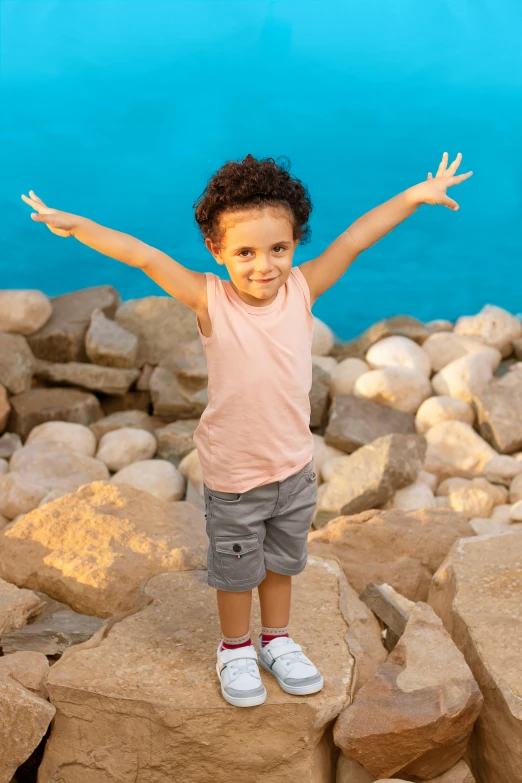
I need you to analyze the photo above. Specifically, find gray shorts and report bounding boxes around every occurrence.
[203,459,318,592]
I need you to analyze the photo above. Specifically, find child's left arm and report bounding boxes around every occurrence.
[300,152,473,305]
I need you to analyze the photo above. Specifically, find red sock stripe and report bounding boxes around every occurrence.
[261,632,289,647]
[221,637,252,650]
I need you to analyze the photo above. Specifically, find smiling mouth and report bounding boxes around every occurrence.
[251,277,275,282]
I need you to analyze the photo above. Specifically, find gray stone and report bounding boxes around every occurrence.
[325,394,416,453]
[310,363,331,429]
[34,359,139,396]
[0,290,52,336]
[155,419,198,464]
[98,390,151,416]
[0,578,45,636]
[330,316,430,362]
[0,333,35,394]
[150,363,208,420]
[85,307,138,368]
[0,432,22,459]
[472,368,522,453]
[27,285,120,362]
[7,388,102,440]
[90,409,159,442]
[163,337,208,385]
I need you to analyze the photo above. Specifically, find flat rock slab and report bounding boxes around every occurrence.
[39,557,354,783]
[472,368,522,453]
[7,387,103,440]
[429,532,522,783]
[325,394,416,453]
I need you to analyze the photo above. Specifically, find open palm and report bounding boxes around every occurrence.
[416,152,473,211]
[20,190,77,237]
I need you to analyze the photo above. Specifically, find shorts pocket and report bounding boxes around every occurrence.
[215,533,261,585]
[210,489,243,503]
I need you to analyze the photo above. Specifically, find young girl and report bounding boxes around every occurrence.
[21,151,472,708]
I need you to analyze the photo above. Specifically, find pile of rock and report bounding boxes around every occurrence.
[0,286,521,782]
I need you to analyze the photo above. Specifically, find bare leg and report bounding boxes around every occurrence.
[216,588,252,638]
[257,569,291,628]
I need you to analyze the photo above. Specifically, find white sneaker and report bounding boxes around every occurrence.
[216,641,267,707]
[258,635,324,695]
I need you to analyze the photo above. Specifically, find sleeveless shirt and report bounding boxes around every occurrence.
[193,266,314,492]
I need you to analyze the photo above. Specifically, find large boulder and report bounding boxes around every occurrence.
[0,481,207,617]
[0,290,52,336]
[354,367,432,415]
[454,304,522,358]
[27,285,120,362]
[471,367,522,453]
[0,332,35,394]
[325,394,416,453]
[365,335,431,377]
[334,603,483,780]
[429,533,522,783]
[314,433,426,527]
[34,359,139,396]
[7,387,102,440]
[149,362,208,420]
[85,307,138,368]
[309,507,473,602]
[38,556,354,783]
[422,331,502,372]
[25,421,97,456]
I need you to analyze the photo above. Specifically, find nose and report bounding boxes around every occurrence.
[254,255,273,273]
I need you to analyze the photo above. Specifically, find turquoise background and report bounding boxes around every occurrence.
[1,0,521,340]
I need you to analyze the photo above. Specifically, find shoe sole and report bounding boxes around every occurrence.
[259,658,324,695]
[215,662,267,707]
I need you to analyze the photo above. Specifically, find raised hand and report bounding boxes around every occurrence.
[20,190,79,237]
[413,152,473,211]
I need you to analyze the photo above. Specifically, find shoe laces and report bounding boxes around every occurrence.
[267,638,311,668]
[228,658,259,681]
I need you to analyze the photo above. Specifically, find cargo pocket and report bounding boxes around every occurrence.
[215,533,261,585]
[209,489,243,503]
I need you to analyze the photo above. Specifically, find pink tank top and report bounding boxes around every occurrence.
[193,266,314,492]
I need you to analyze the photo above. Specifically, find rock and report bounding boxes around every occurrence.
[334,602,483,780]
[111,458,185,501]
[309,506,473,602]
[85,307,138,368]
[490,503,514,522]
[330,316,430,362]
[178,447,204,494]
[514,336,522,360]
[25,421,97,456]
[509,500,522,521]
[38,557,354,783]
[163,337,208,385]
[484,454,522,485]
[0,333,35,394]
[471,367,522,453]
[155,419,198,465]
[115,296,199,366]
[96,427,157,471]
[422,332,502,372]
[329,357,370,396]
[310,363,331,428]
[0,384,10,433]
[311,434,346,482]
[372,759,476,782]
[150,363,208,420]
[10,441,109,495]
[511,472,522,504]
[136,362,154,390]
[0,578,45,635]
[1,592,104,656]
[0,481,207,617]
[98,389,151,415]
[432,353,494,403]
[354,367,432,414]
[0,432,22,459]
[312,354,338,375]
[7,387,102,440]
[0,472,49,520]
[454,304,522,358]
[415,395,475,435]
[379,583,416,616]
[445,485,495,520]
[34,358,139,396]
[391,481,436,511]
[314,433,426,526]
[417,470,438,492]
[89,409,158,441]
[325,394,416,454]
[366,335,431,378]
[27,285,120,363]
[429,533,522,783]
[312,316,335,355]
[0,290,52,336]
[337,755,375,782]
[426,318,454,333]
[424,421,497,476]
[0,651,56,782]
[469,517,514,537]
[339,576,387,692]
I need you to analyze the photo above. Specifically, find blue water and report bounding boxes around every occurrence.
[1,0,521,340]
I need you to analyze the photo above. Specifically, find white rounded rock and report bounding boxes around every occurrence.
[0,472,48,519]
[432,353,494,403]
[391,481,436,511]
[26,421,97,457]
[454,304,522,357]
[491,504,514,523]
[0,290,52,335]
[366,335,431,378]
[311,434,346,484]
[354,367,432,414]
[510,473,522,504]
[330,357,370,396]
[436,477,471,497]
[9,441,109,494]
[422,331,502,372]
[178,448,204,494]
[111,459,185,502]
[425,319,454,333]
[312,317,335,356]
[96,427,157,472]
[425,421,497,474]
[435,495,450,508]
[472,477,508,507]
[447,485,495,519]
[312,355,338,374]
[509,500,522,522]
[484,455,522,485]
[415,395,475,435]
[417,470,438,492]
[320,455,350,482]
[0,458,8,476]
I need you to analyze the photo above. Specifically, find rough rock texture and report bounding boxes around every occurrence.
[422,331,502,372]
[39,557,354,783]
[34,358,139,396]
[89,408,159,441]
[155,418,199,464]
[95,427,157,471]
[334,603,483,780]
[471,368,522,453]
[309,507,473,602]
[115,295,199,366]
[9,440,109,492]
[371,759,476,782]
[0,651,56,783]
[0,578,45,635]
[336,755,375,782]
[325,394,416,453]
[310,363,331,428]
[330,316,430,362]
[25,420,97,456]
[0,384,10,433]
[454,304,522,357]
[0,289,52,335]
[0,481,207,617]
[424,421,497,477]
[150,362,208,419]
[429,533,522,783]
[85,307,138,368]
[0,432,22,459]
[27,285,120,362]
[340,575,388,691]
[354,366,432,415]
[111,458,185,501]
[0,332,35,394]
[315,433,426,527]
[7,387,102,440]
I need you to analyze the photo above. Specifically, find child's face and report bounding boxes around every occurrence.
[205,207,299,304]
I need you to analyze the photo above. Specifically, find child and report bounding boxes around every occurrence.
[21,151,472,708]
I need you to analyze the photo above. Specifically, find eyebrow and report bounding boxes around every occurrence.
[231,240,292,252]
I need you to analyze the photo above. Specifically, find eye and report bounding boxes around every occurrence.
[238,250,252,257]
[273,245,287,253]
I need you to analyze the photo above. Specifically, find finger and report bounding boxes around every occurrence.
[29,190,46,206]
[442,196,459,210]
[21,194,43,210]
[436,152,449,177]
[446,152,462,176]
[447,171,473,186]
[30,212,53,222]
[427,172,433,180]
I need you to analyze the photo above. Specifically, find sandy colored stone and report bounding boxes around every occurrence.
[0,332,35,394]
[0,651,55,783]
[354,366,432,414]
[0,481,206,617]
[10,441,109,494]
[0,578,45,635]
[85,307,138,368]
[373,759,476,782]
[0,384,9,433]
[0,472,49,520]
[309,507,473,602]
[422,331,502,372]
[484,454,522,485]
[25,420,97,456]
[330,316,430,363]
[337,755,375,782]
[330,357,369,396]
[325,394,416,454]
[38,557,354,783]
[7,387,102,440]
[511,472,522,504]
[391,480,436,511]
[432,353,494,404]
[150,362,208,420]
[310,363,331,428]
[155,418,199,464]
[454,304,522,357]
[334,603,483,779]
[89,408,159,441]
[424,421,497,476]
[0,289,52,336]
[429,533,522,783]
[27,285,120,363]
[415,395,475,436]
[366,335,431,377]
[0,432,22,459]
[471,367,522,453]
[34,358,139,396]
[96,427,157,471]
[111,458,185,501]
[98,389,151,415]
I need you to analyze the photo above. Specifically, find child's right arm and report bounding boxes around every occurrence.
[20,190,206,313]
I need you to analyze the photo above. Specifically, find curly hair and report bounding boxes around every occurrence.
[193,153,313,250]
